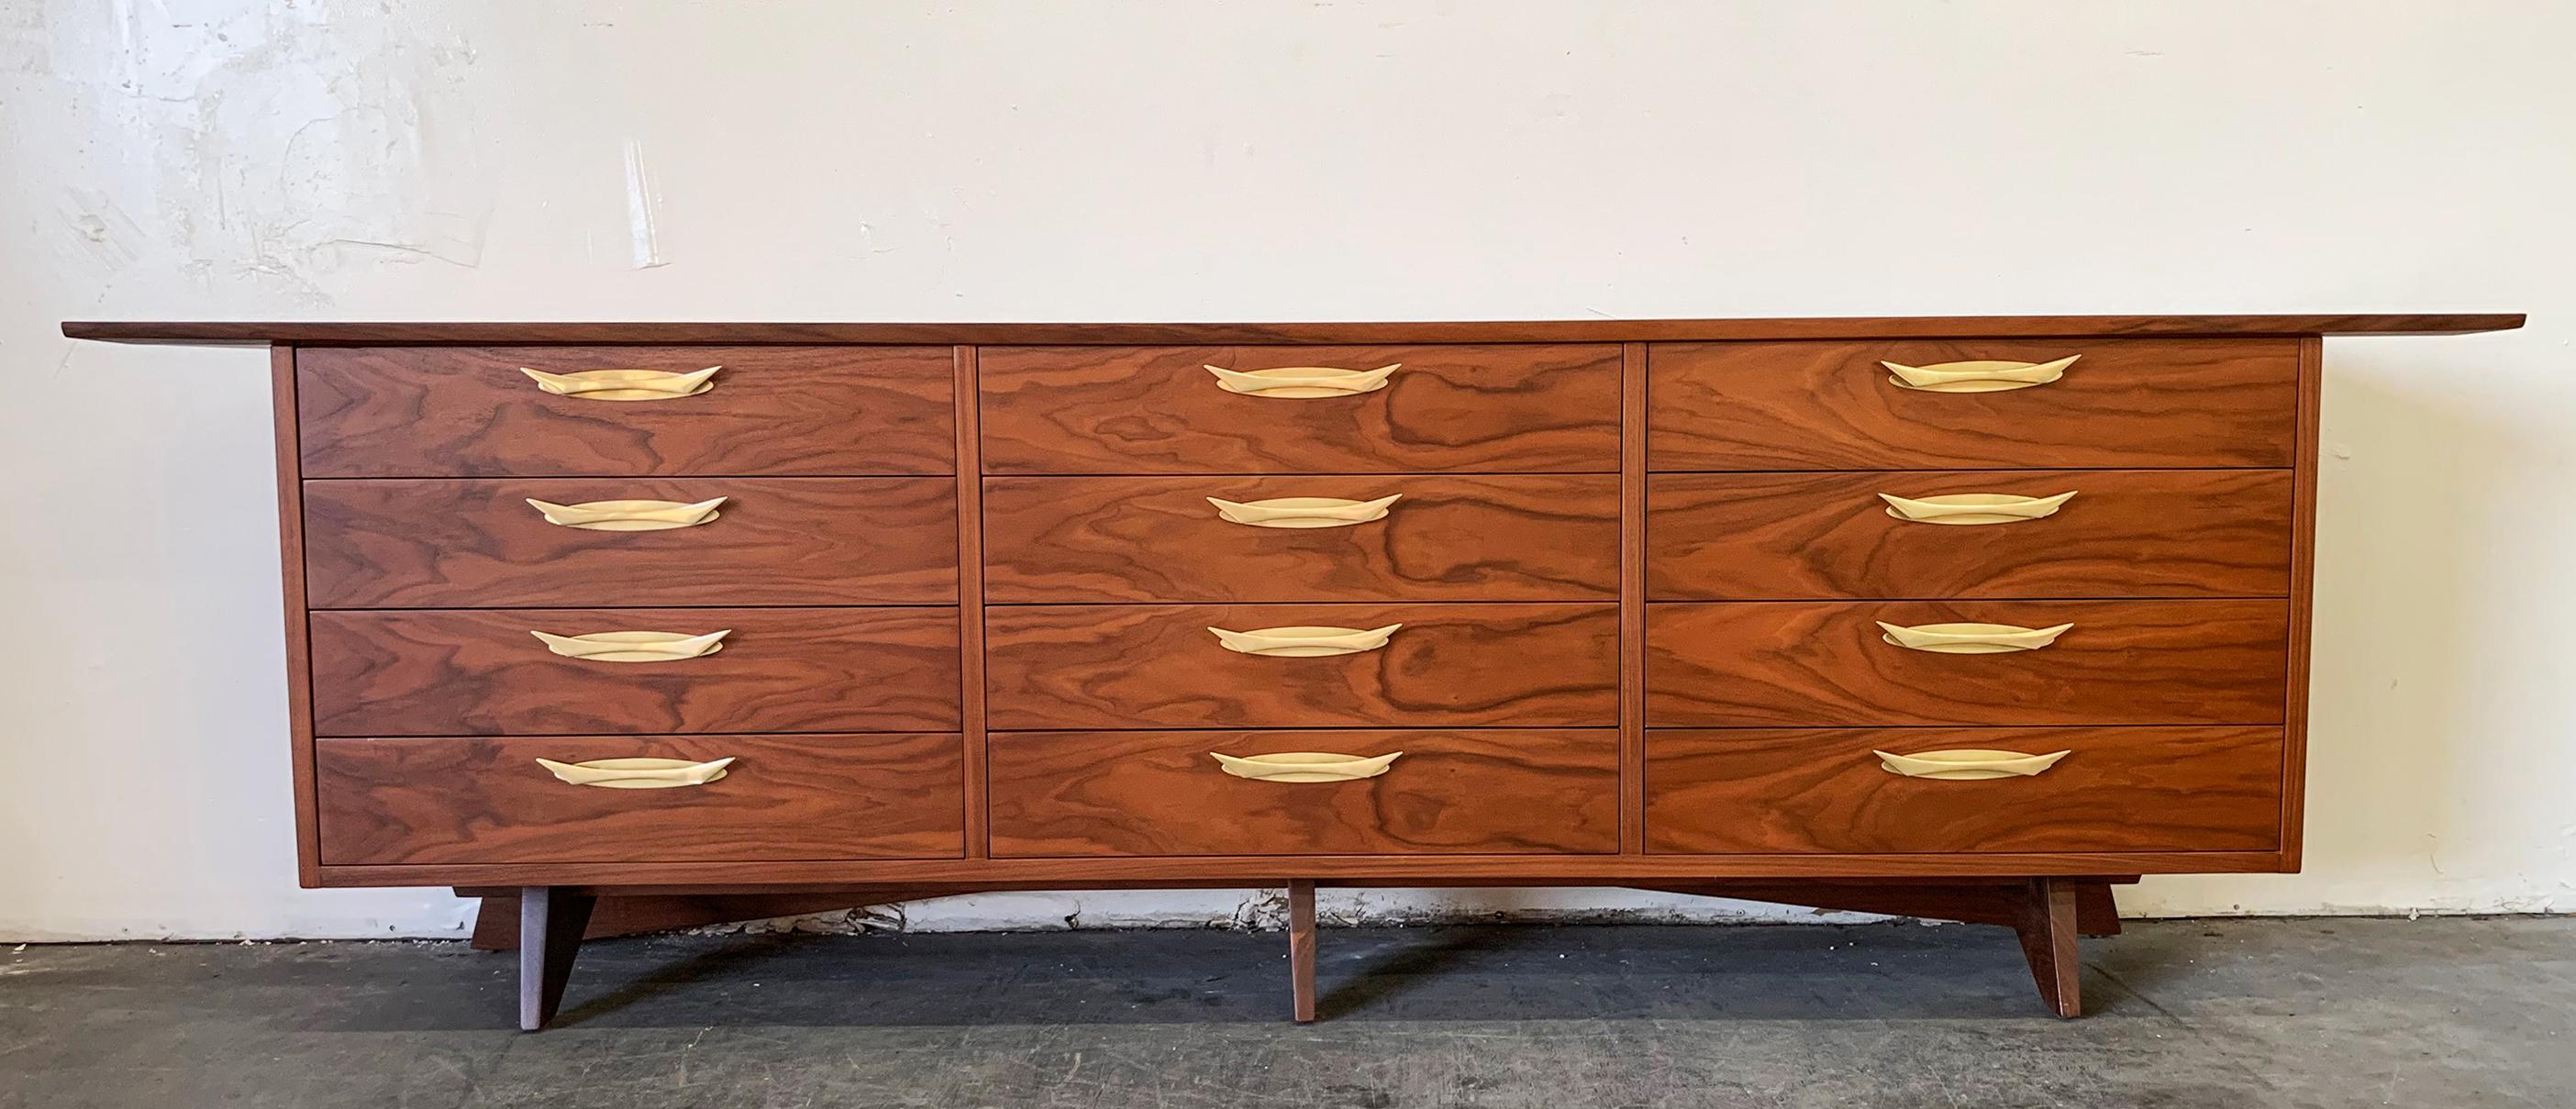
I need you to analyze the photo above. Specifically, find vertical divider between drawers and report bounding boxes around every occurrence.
[953,344,990,859]
[1619,341,1649,855]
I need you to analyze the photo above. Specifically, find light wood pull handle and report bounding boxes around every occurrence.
[1875,621,2071,654]
[1881,355,2078,393]
[1206,494,1401,528]
[1211,751,1404,782]
[518,366,720,401]
[1207,624,1402,657]
[1873,749,2071,780]
[530,628,730,662]
[1879,491,2076,526]
[1203,362,1399,398]
[526,497,727,531]
[536,756,736,789]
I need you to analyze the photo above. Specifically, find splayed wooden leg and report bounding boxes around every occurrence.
[518,886,595,1031]
[1287,879,1316,1023]
[2013,877,2082,1018]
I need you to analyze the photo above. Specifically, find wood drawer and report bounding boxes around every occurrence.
[985,604,1619,729]
[309,607,961,736]
[1649,338,2299,471]
[978,345,1620,473]
[1645,726,2282,854]
[296,346,955,477]
[989,728,1618,857]
[983,474,1620,603]
[304,477,957,608]
[1646,599,2286,727]
[1648,470,2293,600]
[316,733,963,864]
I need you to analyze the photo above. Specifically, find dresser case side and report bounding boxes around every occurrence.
[2280,335,2324,869]
[272,343,322,886]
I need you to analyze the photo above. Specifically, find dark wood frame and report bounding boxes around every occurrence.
[78,314,2522,1028]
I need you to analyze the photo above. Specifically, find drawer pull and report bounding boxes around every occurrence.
[517,366,720,401]
[1211,750,1404,783]
[1878,490,2077,526]
[1206,494,1402,528]
[1203,362,1400,398]
[535,756,736,789]
[1207,624,1403,657]
[1873,748,2071,781]
[1875,621,2071,654]
[530,628,730,662]
[525,496,727,531]
[1881,355,2078,394]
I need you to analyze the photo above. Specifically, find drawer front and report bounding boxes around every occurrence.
[985,604,1619,729]
[1649,338,2298,471]
[1649,470,2293,600]
[304,477,958,608]
[989,729,1618,857]
[316,733,963,864]
[979,345,1621,473]
[309,607,961,736]
[297,346,955,477]
[1646,600,2286,727]
[983,475,1620,603]
[1645,726,2282,854]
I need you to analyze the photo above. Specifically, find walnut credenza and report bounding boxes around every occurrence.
[67,314,2521,1028]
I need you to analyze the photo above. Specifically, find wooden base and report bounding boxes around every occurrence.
[476,877,2119,1026]
[517,886,594,1032]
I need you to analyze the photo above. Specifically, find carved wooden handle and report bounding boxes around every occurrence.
[1878,491,2076,526]
[1211,751,1404,782]
[1873,749,2071,781]
[1880,355,2078,394]
[529,628,730,662]
[526,497,727,531]
[1202,362,1399,398]
[517,366,720,401]
[1875,621,2072,654]
[536,756,736,789]
[1206,624,1403,657]
[1205,494,1402,529]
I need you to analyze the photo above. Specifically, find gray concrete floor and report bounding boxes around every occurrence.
[1,918,2569,1108]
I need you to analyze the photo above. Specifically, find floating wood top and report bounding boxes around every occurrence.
[61,314,2524,347]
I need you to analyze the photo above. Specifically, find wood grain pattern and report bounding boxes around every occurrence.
[302,477,958,608]
[979,345,1620,473]
[308,607,961,736]
[1645,726,2282,854]
[316,733,964,864]
[272,346,322,886]
[1287,879,1316,1022]
[296,346,956,477]
[1618,341,1649,854]
[987,729,1618,856]
[985,604,1619,730]
[982,475,1619,603]
[1648,469,2293,599]
[2015,878,2083,1017]
[64,314,2526,347]
[1646,599,2288,727]
[1649,338,2300,471]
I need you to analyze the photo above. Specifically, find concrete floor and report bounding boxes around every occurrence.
[1,918,2568,1108]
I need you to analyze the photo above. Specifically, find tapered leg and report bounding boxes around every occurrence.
[519,886,596,1031]
[1286,880,1316,1023]
[2012,877,2082,1018]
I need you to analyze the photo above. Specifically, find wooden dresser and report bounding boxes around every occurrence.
[65,314,2520,1028]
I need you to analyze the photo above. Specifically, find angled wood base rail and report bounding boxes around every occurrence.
[68,313,2519,1029]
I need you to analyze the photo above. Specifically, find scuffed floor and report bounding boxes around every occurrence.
[1,918,2569,1107]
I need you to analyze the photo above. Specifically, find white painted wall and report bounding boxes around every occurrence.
[2,1,2567,940]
